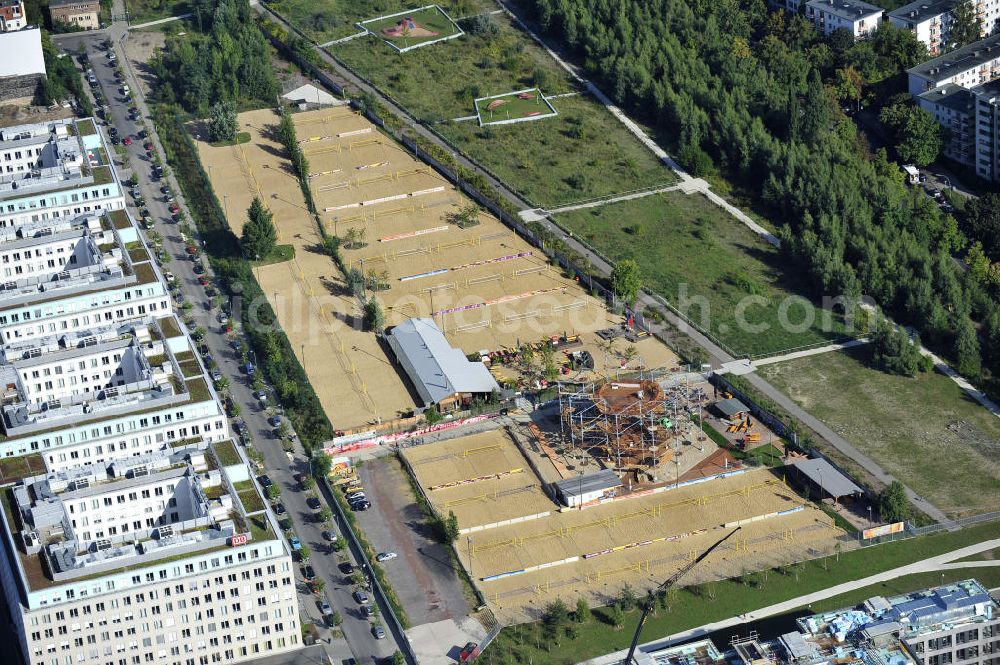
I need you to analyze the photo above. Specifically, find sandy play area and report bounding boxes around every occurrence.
[195,106,681,430]
[403,429,557,531]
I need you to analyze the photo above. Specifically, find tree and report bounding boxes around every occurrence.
[954,317,982,378]
[574,597,590,623]
[207,100,237,142]
[879,102,946,167]
[608,603,625,629]
[312,451,332,479]
[392,652,405,665]
[870,321,923,377]
[543,598,570,630]
[878,480,911,523]
[833,66,863,111]
[948,1,982,50]
[319,506,333,523]
[266,484,281,501]
[961,193,1000,260]
[299,544,311,560]
[611,259,642,307]
[443,510,460,543]
[363,298,384,332]
[242,197,277,260]
[800,70,830,145]
[331,610,343,627]
[618,583,638,612]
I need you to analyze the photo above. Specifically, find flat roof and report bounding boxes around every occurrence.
[918,83,976,114]
[0,29,44,79]
[714,397,749,418]
[554,469,622,498]
[807,0,884,20]
[386,317,500,405]
[791,457,863,497]
[908,34,1000,81]
[888,0,960,22]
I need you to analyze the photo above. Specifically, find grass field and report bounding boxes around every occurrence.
[363,5,462,49]
[266,0,478,44]
[334,11,571,120]
[758,348,1000,518]
[475,89,556,124]
[482,520,1000,664]
[556,192,850,356]
[124,0,189,24]
[439,94,674,207]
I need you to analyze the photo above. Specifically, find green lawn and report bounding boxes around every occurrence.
[476,88,556,124]
[483,521,1000,665]
[363,5,461,49]
[333,11,572,121]
[125,0,190,24]
[439,94,674,207]
[266,0,479,44]
[252,244,296,266]
[758,348,1000,519]
[556,192,850,356]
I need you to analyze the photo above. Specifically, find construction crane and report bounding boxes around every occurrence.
[622,527,741,665]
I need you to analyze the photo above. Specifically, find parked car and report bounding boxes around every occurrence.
[192,263,205,275]
[210,369,222,382]
[352,591,369,604]
[302,565,316,581]
[371,625,385,640]
[322,530,337,542]
[338,562,355,575]
[361,604,375,618]
[267,416,281,428]
[350,501,371,511]
[289,536,301,551]
[257,475,272,488]
[345,491,366,502]
[320,600,333,616]
[122,136,132,146]
[306,497,321,510]
[375,552,396,563]
[273,503,286,515]
[253,390,267,403]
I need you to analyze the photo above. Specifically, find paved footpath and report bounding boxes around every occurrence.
[580,537,1000,665]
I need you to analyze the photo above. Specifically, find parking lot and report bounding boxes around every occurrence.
[354,456,473,626]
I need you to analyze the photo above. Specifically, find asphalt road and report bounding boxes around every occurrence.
[61,32,402,665]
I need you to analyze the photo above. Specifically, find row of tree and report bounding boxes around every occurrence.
[524,0,1000,390]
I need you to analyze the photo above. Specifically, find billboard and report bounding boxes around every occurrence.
[863,522,905,540]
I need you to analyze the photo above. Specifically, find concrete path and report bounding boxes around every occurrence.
[545,183,686,215]
[319,30,368,48]
[916,343,1000,419]
[751,339,870,367]
[129,13,190,29]
[579,537,1000,665]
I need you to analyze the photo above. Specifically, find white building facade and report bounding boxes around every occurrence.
[805,0,884,37]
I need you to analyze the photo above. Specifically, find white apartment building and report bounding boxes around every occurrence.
[906,33,1000,94]
[0,442,300,665]
[805,0,884,38]
[0,119,126,230]
[889,0,1000,56]
[0,115,302,665]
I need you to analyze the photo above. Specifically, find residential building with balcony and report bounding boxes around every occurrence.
[805,0,885,38]
[890,0,1000,56]
[918,83,977,165]
[0,118,125,231]
[906,33,1000,94]
[0,114,301,665]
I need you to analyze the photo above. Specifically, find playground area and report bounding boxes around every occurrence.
[359,5,463,52]
[402,429,557,532]
[475,88,558,126]
[463,466,844,622]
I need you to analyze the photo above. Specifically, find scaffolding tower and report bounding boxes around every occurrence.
[557,374,706,482]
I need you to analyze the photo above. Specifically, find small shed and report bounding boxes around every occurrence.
[553,469,622,507]
[713,397,749,420]
[790,457,863,502]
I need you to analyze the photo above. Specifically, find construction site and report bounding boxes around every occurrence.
[198,103,681,429]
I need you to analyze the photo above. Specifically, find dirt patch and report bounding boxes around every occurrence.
[122,31,166,97]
